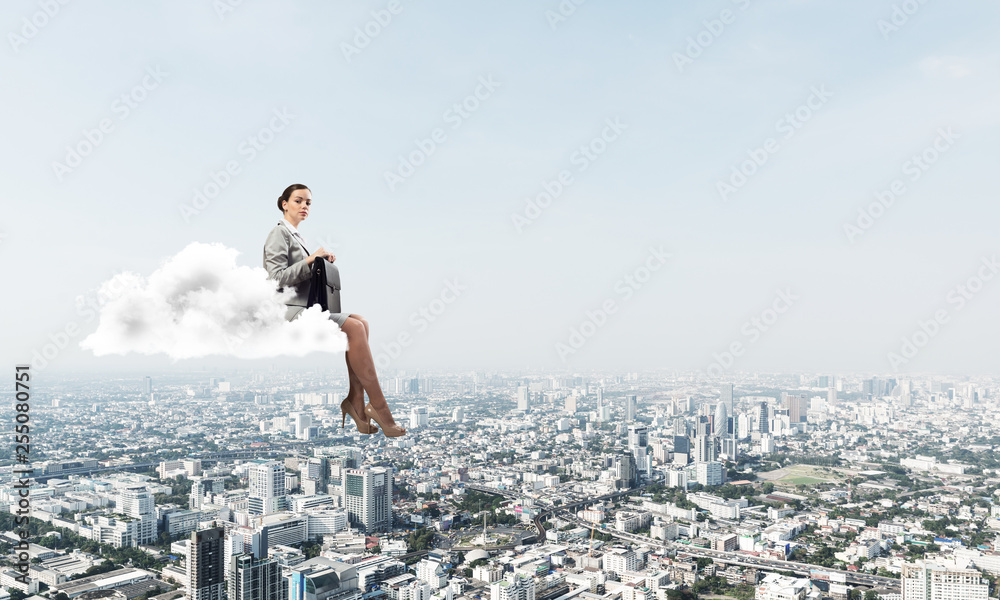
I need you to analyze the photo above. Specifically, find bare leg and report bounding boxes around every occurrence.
[341,317,399,425]
[344,314,369,417]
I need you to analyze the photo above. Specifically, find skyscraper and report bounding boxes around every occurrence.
[625,395,637,422]
[143,375,152,396]
[118,485,156,545]
[292,412,313,440]
[785,394,807,423]
[517,385,530,411]
[230,553,286,600]
[693,434,717,464]
[191,478,207,510]
[627,425,648,449]
[755,402,770,434]
[188,527,226,600]
[249,460,287,516]
[615,452,637,488]
[713,402,729,436]
[342,467,392,533]
[409,406,429,428]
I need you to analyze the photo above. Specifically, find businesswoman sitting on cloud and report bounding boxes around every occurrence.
[263,184,406,438]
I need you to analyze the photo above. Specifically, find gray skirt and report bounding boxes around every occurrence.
[285,305,349,328]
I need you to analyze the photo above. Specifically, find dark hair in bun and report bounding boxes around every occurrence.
[278,184,310,212]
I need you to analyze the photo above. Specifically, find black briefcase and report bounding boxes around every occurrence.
[307,259,342,314]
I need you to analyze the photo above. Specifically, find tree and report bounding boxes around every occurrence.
[8,589,27,600]
[762,482,775,494]
[864,591,879,600]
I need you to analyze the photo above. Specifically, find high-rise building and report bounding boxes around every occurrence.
[737,413,750,439]
[188,527,226,600]
[409,406,429,428]
[230,553,286,600]
[693,434,716,464]
[713,402,729,435]
[565,395,578,414]
[625,395,638,422]
[517,385,530,412]
[285,557,361,600]
[615,452,637,488]
[143,376,152,396]
[784,395,807,423]
[755,402,770,434]
[696,461,724,486]
[118,485,156,545]
[292,412,313,440]
[342,467,392,533]
[249,460,287,516]
[901,562,988,600]
[415,558,446,589]
[301,458,328,496]
[627,425,648,449]
[452,406,464,423]
[490,573,535,600]
[191,478,207,510]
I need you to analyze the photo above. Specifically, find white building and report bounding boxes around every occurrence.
[901,562,988,600]
[696,462,724,486]
[491,573,534,600]
[755,573,808,600]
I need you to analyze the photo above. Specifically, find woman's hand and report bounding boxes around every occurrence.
[307,247,336,264]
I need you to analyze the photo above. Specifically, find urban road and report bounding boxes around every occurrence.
[466,484,900,592]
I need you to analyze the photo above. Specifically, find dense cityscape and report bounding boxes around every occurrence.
[2,371,999,600]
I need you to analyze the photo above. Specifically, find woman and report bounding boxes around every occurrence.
[263,183,406,437]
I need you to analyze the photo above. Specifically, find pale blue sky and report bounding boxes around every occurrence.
[2,0,999,375]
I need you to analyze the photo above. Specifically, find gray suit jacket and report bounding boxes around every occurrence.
[263,222,342,320]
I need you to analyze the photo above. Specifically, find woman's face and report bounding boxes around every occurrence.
[283,188,312,226]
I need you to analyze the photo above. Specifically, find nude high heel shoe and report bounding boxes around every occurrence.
[342,398,378,434]
[364,403,407,438]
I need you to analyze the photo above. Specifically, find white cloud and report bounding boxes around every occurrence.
[80,242,347,359]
